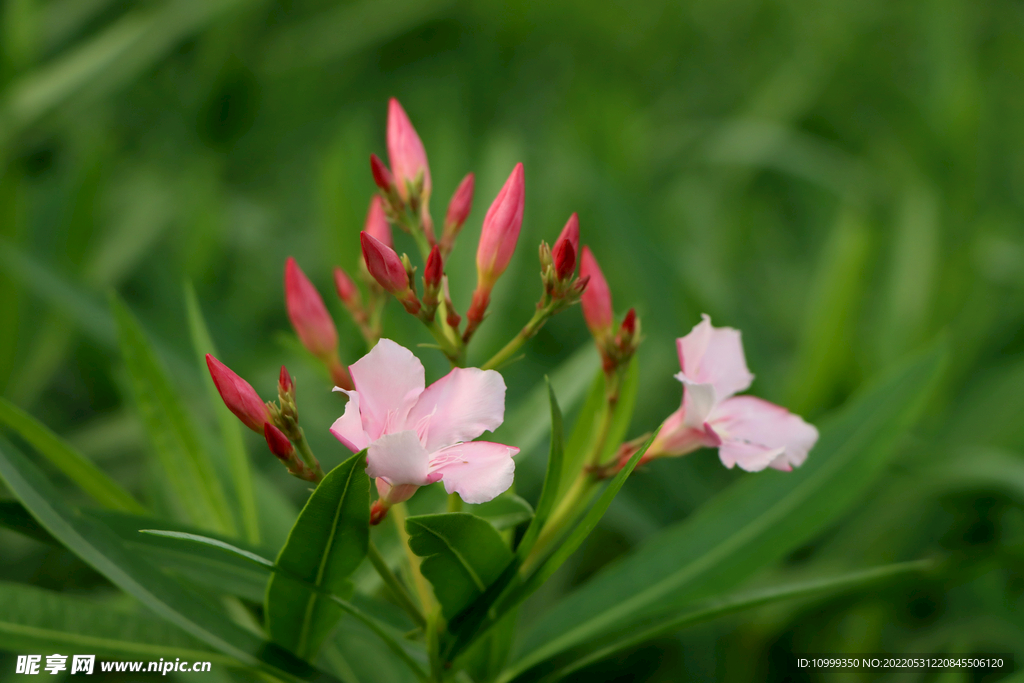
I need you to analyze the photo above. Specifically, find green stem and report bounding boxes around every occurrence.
[480,304,554,371]
[447,493,463,513]
[291,428,324,481]
[368,541,427,629]
[425,318,464,367]
[390,503,436,613]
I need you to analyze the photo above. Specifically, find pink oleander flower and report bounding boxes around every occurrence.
[331,339,519,510]
[646,315,818,472]
[387,98,431,202]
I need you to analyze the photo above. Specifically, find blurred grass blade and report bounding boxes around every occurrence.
[0,581,232,663]
[514,340,947,670]
[185,281,259,545]
[0,396,145,513]
[110,294,235,535]
[515,380,564,561]
[0,435,341,683]
[140,528,274,569]
[506,559,935,683]
[266,452,369,660]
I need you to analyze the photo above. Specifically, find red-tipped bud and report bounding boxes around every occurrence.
[370,153,395,194]
[361,231,409,294]
[424,245,443,290]
[443,173,475,238]
[370,500,389,525]
[278,365,294,397]
[264,423,294,461]
[285,258,339,360]
[476,163,525,287]
[206,354,270,433]
[553,239,576,281]
[333,267,361,307]
[579,246,613,336]
[387,98,431,202]
[364,195,393,249]
[620,308,637,336]
[557,213,580,258]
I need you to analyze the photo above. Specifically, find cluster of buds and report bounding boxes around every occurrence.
[370,99,435,247]
[580,246,642,375]
[285,258,353,390]
[206,355,323,482]
[538,213,589,310]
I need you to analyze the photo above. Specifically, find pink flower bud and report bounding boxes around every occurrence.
[333,266,361,307]
[206,354,270,433]
[264,423,294,462]
[279,365,294,397]
[476,163,525,287]
[387,98,431,202]
[443,173,475,238]
[579,246,613,336]
[424,245,443,290]
[361,231,409,294]
[364,195,393,249]
[370,154,395,195]
[285,258,339,360]
[557,213,580,258]
[553,238,576,281]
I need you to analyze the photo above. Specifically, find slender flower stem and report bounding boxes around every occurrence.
[367,541,426,629]
[447,493,462,513]
[424,318,464,367]
[390,503,436,613]
[480,303,556,371]
[291,428,325,482]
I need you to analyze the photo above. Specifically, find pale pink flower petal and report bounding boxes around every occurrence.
[349,339,425,440]
[675,374,717,429]
[366,430,437,487]
[710,396,819,472]
[329,389,370,452]
[676,314,754,401]
[648,405,720,456]
[407,367,507,452]
[429,441,519,504]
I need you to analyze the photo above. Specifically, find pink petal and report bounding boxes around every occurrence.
[348,339,425,440]
[676,314,754,402]
[649,406,719,457]
[675,374,717,428]
[366,430,436,487]
[329,389,370,453]
[407,367,507,452]
[429,441,519,504]
[710,396,818,472]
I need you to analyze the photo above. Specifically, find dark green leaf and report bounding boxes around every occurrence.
[516,380,564,561]
[110,294,234,534]
[514,341,947,670]
[0,396,144,513]
[266,452,370,660]
[471,493,534,532]
[406,513,513,622]
[0,435,340,683]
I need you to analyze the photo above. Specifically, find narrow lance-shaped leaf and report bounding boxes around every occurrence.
[185,281,260,545]
[110,294,235,534]
[0,435,340,683]
[515,379,564,561]
[405,513,514,623]
[266,452,370,661]
[0,397,144,513]
[513,341,948,671]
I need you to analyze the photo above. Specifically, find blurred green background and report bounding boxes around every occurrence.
[1,0,1023,680]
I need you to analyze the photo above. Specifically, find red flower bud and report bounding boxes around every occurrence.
[264,423,294,461]
[333,266,360,307]
[557,213,580,258]
[553,238,576,281]
[206,354,270,433]
[364,195,393,249]
[279,365,294,397]
[621,308,637,336]
[443,173,475,237]
[285,258,339,360]
[387,98,431,202]
[424,245,443,290]
[476,163,525,287]
[579,246,613,336]
[361,231,409,294]
[370,153,395,195]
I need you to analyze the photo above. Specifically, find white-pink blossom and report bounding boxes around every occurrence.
[648,315,818,472]
[330,339,518,505]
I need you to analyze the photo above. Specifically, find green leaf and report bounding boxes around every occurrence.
[505,560,936,682]
[0,396,144,513]
[405,513,513,622]
[266,452,370,660]
[516,380,564,561]
[0,435,340,683]
[139,529,275,569]
[110,294,234,534]
[0,580,228,662]
[514,341,947,670]
[185,281,260,545]
[471,493,534,532]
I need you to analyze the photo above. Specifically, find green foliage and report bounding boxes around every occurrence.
[266,452,370,660]
[515,380,564,562]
